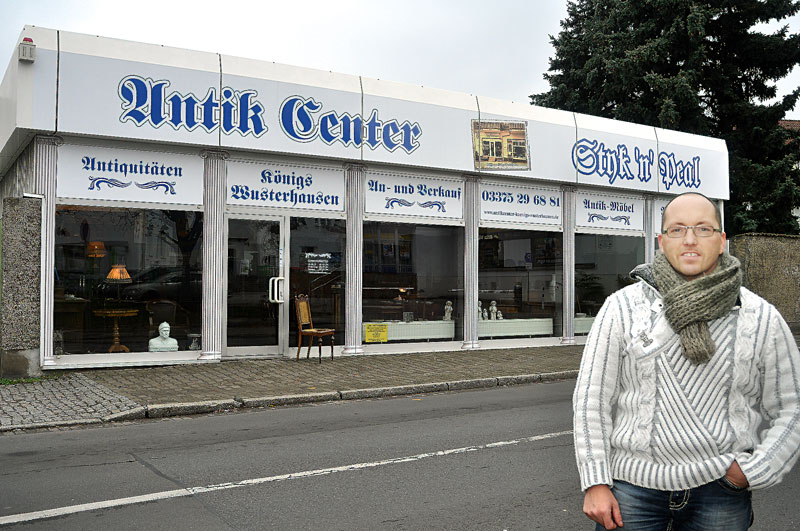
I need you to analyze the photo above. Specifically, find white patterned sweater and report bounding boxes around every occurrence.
[573,279,800,492]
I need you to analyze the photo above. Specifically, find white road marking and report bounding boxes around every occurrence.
[0,429,572,525]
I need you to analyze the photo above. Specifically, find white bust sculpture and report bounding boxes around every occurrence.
[443,300,453,321]
[149,322,179,352]
[489,300,498,320]
[496,310,503,320]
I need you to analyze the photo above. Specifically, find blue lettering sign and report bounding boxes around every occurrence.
[279,96,422,154]
[118,75,267,137]
[118,77,423,153]
[572,138,654,185]
[260,168,313,191]
[229,184,340,207]
[80,155,184,178]
[280,96,321,142]
[659,153,701,190]
[573,138,701,191]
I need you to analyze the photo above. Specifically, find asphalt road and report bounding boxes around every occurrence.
[1,382,798,530]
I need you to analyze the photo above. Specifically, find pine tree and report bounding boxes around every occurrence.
[532,0,800,235]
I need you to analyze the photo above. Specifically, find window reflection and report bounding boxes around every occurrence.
[574,234,644,334]
[227,219,280,347]
[289,217,346,347]
[478,229,562,338]
[54,206,202,354]
[362,222,463,343]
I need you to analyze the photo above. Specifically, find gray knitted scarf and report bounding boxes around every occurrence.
[652,252,742,365]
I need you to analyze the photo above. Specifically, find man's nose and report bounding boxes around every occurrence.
[683,228,698,243]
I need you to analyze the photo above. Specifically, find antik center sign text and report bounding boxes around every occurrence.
[119,76,422,153]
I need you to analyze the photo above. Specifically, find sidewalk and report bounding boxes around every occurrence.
[0,345,585,432]
[4,328,800,433]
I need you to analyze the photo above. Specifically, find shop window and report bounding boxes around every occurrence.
[481,140,503,159]
[478,228,563,339]
[362,222,463,343]
[574,233,644,334]
[510,140,526,160]
[53,206,203,354]
[226,218,281,348]
[288,217,346,347]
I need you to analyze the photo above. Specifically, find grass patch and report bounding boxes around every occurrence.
[0,374,62,385]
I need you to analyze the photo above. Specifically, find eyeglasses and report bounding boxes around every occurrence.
[662,225,722,238]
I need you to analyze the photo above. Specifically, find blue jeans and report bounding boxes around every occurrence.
[594,479,753,531]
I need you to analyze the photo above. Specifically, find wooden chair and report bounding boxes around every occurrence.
[294,294,335,363]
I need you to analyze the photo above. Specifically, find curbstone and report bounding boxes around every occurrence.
[239,392,340,408]
[146,399,239,418]
[0,418,102,432]
[497,374,542,386]
[340,383,449,400]
[447,378,498,391]
[339,388,391,400]
[397,382,449,395]
[102,406,147,423]
[539,370,579,382]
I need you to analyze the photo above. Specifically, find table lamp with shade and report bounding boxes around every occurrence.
[86,241,106,258]
[94,263,136,352]
[106,264,131,283]
[106,264,132,301]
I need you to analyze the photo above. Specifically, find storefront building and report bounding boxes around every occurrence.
[0,27,729,374]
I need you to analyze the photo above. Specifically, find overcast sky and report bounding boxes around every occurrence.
[1,0,799,118]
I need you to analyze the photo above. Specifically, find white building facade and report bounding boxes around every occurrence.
[0,27,729,372]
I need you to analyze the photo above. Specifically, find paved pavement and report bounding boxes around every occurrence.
[0,345,585,432]
[4,328,798,433]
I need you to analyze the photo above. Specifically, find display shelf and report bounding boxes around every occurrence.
[575,316,595,334]
[362,320,455,341]
[478,318,553,338]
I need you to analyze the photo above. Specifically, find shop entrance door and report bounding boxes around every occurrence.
[225,215,288,357]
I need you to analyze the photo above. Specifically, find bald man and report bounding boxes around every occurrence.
[573,192,800,530]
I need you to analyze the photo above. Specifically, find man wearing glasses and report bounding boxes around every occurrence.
[574,192,800,530]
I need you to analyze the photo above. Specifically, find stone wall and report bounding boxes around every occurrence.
[0,141,33,220]
[0,197,42,377]
[730,233,800,332]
